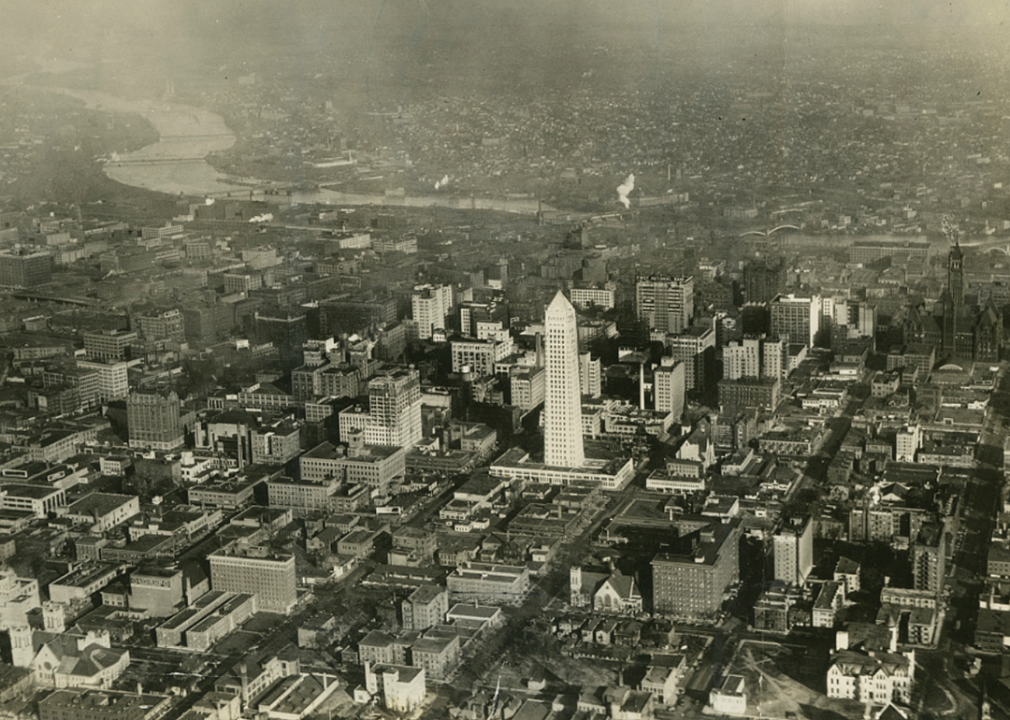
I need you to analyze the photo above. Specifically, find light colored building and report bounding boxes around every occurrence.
[409,633,460,681]
[60,493,139,532]
[654,360,685,420]
[446,562,530,605]
[156,590,257,650]
[10,627,130,689]
[570,286,615,311]
[267,477,340,513]
[451,337,512,377]
[364,663,426,714]
[510,366,545,412]
[134,308,184,342]
[543,291,585,468]
[636,275,694,334]
[76,359,129,402]
[82,330,136,361]
[250,421,301,465]
[401,584,449,631]
[0,568,40,630]
[365,369,422,448]
[0,484,66,517]
[412,284,453,340]
[662,326,716,391]
[299,435,405,490]
[724,337,761,379]
[895,425,920,462]
[770,293,821,347]
[773,515,814,585]
[579,352,602,398]
[709,675,747,716]
[827,636,914,704]
[208,543,297,614]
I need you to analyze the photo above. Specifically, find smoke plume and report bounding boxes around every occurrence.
[617,173,635,208]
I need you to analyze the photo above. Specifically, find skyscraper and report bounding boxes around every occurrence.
[773,516,813,585]
[543,291,584,468]
[411,284,453,340]
[636,275,694,334]
[366,369,422,448]
[127,391,185,451]
[770,293,821,347]
[743,259,784,304]
[654,360,686,420]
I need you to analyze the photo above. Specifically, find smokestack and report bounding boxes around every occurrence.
[639,361,646,410]
[535,333,543,368]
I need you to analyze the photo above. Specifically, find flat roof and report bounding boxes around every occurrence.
[3,483,62,499]
[65,492,136,517]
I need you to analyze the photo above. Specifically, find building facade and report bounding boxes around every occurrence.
[543,292,585,468]
[636,275,694,334]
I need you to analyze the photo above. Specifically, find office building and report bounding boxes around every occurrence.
[133,308,184,342]
[39,689,171,720]
[250,420,302,465]
[292,362,361,402]
[0,249,53,288]
[770,294,821,347]
[299,435,406,490]
[773,516,814,585]
[510,366,545,413]
[76,359,130,403]
[208,542,297,614]
[848,240,930,265]
[459,300,507,338]
[717,377,781,413]
[895,425,920,463]
[543,291,585,468]
[723,336,761,379]
[446,562,530,605]
[127,391,185,451]
[636,275,694,334]
[662,325,716,391]
[451,337,512,377]
[911,523,945,594]
[579,352,602,398]
[412,284,453,340]
[724,335,785,381]
[743,259,784,304]
[83,330,137,361]
[652,517,741,620]
[653,360,685,420]
[365,369,422,448]
[570,285,616,310]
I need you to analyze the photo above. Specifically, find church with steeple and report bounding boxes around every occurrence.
[907,240,1003,362]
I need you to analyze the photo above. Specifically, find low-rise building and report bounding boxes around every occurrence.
[363,663,425,714]
[446,562,530,605]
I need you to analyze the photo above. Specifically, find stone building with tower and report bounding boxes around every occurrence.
[903,240,1002,363]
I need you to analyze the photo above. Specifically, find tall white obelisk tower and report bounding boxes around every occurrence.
[543,291,585,468]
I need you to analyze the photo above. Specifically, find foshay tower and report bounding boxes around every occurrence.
[543,291,585,468]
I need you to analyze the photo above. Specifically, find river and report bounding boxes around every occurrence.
[41,86,549,215]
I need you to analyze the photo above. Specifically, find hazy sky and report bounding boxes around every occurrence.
[2,0,1007,75]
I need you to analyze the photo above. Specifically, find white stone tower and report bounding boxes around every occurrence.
[543,291,585,468]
